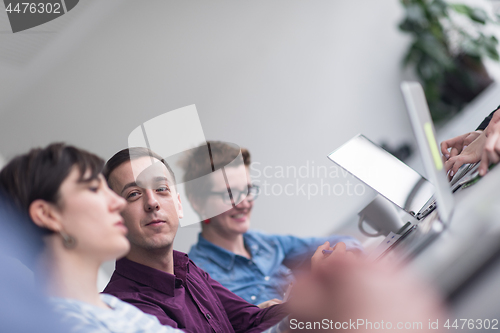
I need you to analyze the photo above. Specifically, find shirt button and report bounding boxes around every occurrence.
[206,313,211,320]
[264,276,270,281]
[251,295,256,301]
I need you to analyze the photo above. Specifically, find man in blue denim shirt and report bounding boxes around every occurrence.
[181,141,362,307]
[188,230,362,305]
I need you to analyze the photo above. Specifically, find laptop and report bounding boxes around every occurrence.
[327,134,436,221]
[327,82,480,227]
[400,81,455,224]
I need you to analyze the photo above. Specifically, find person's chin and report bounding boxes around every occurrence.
[235,222,250,234]
[103,242,130,261]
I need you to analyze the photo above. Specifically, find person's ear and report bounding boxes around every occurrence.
[176,193,184,219]
[29,199,63,232]
[188,194,209,221]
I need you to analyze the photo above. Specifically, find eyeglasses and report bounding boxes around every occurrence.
[208,185,260,206]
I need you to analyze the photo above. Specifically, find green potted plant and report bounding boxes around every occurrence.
[399,0,500,123]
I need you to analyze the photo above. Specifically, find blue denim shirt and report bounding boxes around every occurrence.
[188,230,362,305]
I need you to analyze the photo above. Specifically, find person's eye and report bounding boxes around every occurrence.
[89,181,101,193]
[127,191,140,199]
[156,186,170,193]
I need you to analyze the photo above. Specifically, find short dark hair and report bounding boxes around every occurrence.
[0,143,104,234]
[103,147,176,189]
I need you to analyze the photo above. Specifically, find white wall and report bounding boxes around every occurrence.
[0,0,419,253]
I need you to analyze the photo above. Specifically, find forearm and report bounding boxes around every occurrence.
[242,304,289,333]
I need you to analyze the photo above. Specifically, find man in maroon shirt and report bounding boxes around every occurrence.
[102,147,287,333]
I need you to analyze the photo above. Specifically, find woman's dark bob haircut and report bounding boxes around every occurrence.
[0,143,104,234]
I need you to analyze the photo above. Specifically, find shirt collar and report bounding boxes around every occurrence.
[196,233,237,271]
[196,233,265,271]
[115,251,189,297]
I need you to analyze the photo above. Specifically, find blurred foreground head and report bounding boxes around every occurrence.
[0,163,76,332]
[288,255,447,333]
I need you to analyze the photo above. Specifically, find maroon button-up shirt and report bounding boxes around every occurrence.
[103,251,287,333]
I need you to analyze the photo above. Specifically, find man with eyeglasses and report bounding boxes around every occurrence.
[102,147,288,333]
[182,141,362,308]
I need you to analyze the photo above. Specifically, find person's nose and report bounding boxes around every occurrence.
[107,187,127,213]
[144,189,160,211]
[234,194,252,209]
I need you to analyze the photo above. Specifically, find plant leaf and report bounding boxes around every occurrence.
[469,8,487,24]
[406,4,428,27]
[449,4,470,15]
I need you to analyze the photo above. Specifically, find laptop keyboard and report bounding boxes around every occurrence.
[416,162,479,220]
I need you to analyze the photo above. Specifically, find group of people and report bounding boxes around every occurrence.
[0,105,498,332]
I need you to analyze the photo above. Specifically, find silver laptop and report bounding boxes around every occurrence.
[400,81,454,224]
[327,134,436,220]
[327,82,473,225]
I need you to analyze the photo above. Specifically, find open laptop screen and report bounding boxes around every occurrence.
[327,134,434,215]
[401,81,454,223]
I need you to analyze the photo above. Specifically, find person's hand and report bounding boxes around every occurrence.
[257,298,282,309]
[478,111,500,176]
[441,131,482,160]
[310,242,355,273]
[444,131,486,178]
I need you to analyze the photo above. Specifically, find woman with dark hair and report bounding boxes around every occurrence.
[0,143,182,333]
[180,141,362,308]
